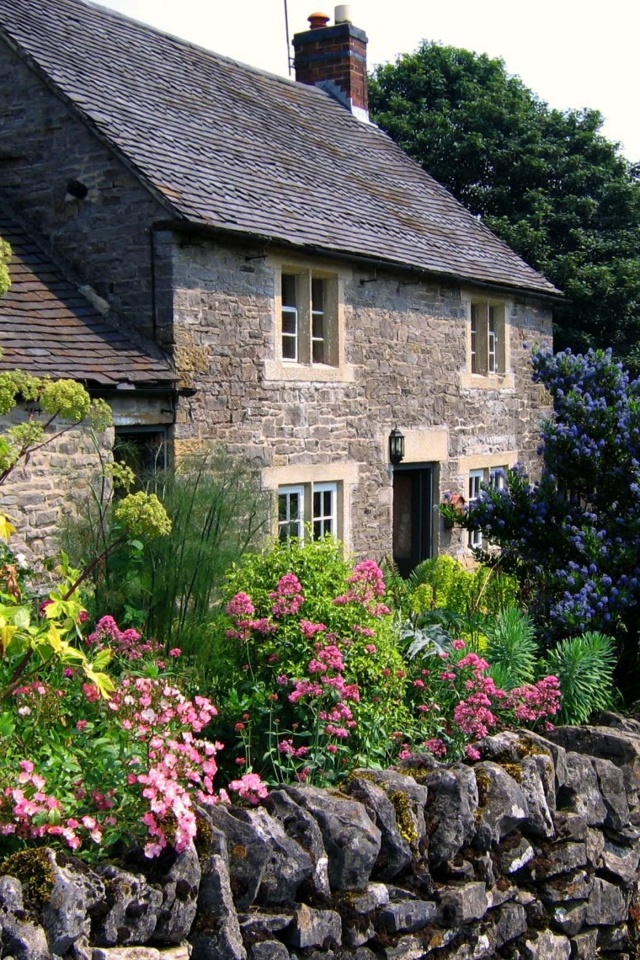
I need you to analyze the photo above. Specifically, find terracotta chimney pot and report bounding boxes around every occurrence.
[308,12,331,28]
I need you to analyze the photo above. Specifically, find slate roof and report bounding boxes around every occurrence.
[0,208,176,387]
[0,0,559,298]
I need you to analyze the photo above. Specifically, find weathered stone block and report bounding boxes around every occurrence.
[93,865,163,947]
[205,807,269,910]
[584,877,627,925]
[250,941,290,960]
[439,882,489,923]
[283,786,381,892]
[285,905,341,949]
[523,929,571,960]
[263,790,330,898]
[375,899,438,934]
[233,807,313,904]
[191,852,246,960]
[550,901,587,936]
[343,777,412,880]
[424,764,478,869]
[473,762,529,849]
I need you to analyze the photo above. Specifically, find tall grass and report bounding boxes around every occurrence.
[61,446,270,653]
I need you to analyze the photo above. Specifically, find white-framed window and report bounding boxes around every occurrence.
[467,465,508,549]
[280,270,337,367]
[470,301,507,375]
[278,484,305,540]
[278,481,339,542]
[468,469,485,549]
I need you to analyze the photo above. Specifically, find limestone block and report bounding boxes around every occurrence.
[343,777,412,880]
[93,865,163,946]
[570,928,599,960]
[473,762,529,849]
[523,929,571,960]
[439,882,489,923]
[285,905,341,949]
[584,877,627,926]
[263,790,330,898]
[151,844,201,944]
[191,853,246,960]
[423,763,478,869]
[375,899,438,934]
[249,942,290,960]
[41,849,104,956]
[233,808,313,904]
[283,786,381,892]
[205,807,269,910]
[0,875,51,960]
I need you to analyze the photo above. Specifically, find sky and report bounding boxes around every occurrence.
[100,0,640,161]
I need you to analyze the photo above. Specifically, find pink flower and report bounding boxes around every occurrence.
[228,773,269,805]
[227,592,256,618]
[465,745,481,761]
[169,648,182,658]
[452,639,466,650]
[424,738,448,757]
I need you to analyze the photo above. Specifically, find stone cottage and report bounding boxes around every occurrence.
[0,0,559,571]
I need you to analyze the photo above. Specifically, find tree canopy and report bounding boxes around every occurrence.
[0,238,10,298]
[370,44,640,371]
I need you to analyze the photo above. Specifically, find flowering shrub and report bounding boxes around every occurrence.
[401,639,561,761]
[446,348,640,686]
[0,612,267,860]
[208,537,410,784]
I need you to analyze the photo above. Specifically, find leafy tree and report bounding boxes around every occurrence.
[370,45,640,371]
[0,238,10,297]
[444,348,640,692]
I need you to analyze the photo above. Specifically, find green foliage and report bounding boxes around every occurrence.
[208,538,410,783]
[484,605,537,690]
[62,446,268,650]
[545,631,617,725]
[0,238,10,298]
[113,491,172,539]
[0,372,113,485]
[370,43,640,371]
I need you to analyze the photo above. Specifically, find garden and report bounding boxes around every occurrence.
[0,346,633,868]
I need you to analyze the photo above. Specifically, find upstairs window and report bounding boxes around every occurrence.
[280,271,337,367]
[470,301,506,375]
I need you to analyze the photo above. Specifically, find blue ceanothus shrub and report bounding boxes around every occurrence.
[462,348,640,658]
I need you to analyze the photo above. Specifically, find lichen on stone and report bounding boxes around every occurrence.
[1,847,55,911]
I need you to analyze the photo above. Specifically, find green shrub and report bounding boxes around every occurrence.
[206,536,410,783]
[545,631,617,724]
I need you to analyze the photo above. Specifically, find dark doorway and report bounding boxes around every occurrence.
[392,465,434,578]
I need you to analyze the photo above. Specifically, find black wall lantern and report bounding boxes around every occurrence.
[389,426,405,465]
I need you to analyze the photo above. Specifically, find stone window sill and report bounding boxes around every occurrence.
[263,360,355,383]
[459,371,515,391]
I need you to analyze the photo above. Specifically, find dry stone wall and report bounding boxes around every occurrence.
[3,715,640,960]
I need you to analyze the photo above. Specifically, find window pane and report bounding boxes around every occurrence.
[470,303,478,374]
[312,278,325,364]
[282,306,298,361]
[278,489,303,540]
[282,274,297,307]
[312,483,336,539]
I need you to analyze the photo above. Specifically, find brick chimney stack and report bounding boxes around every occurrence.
[293,6,369,122]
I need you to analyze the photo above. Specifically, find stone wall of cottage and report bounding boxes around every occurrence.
[169,237,553,561]
[2,717,640,960]
[0,42,170,347]
[0,408,112,559]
